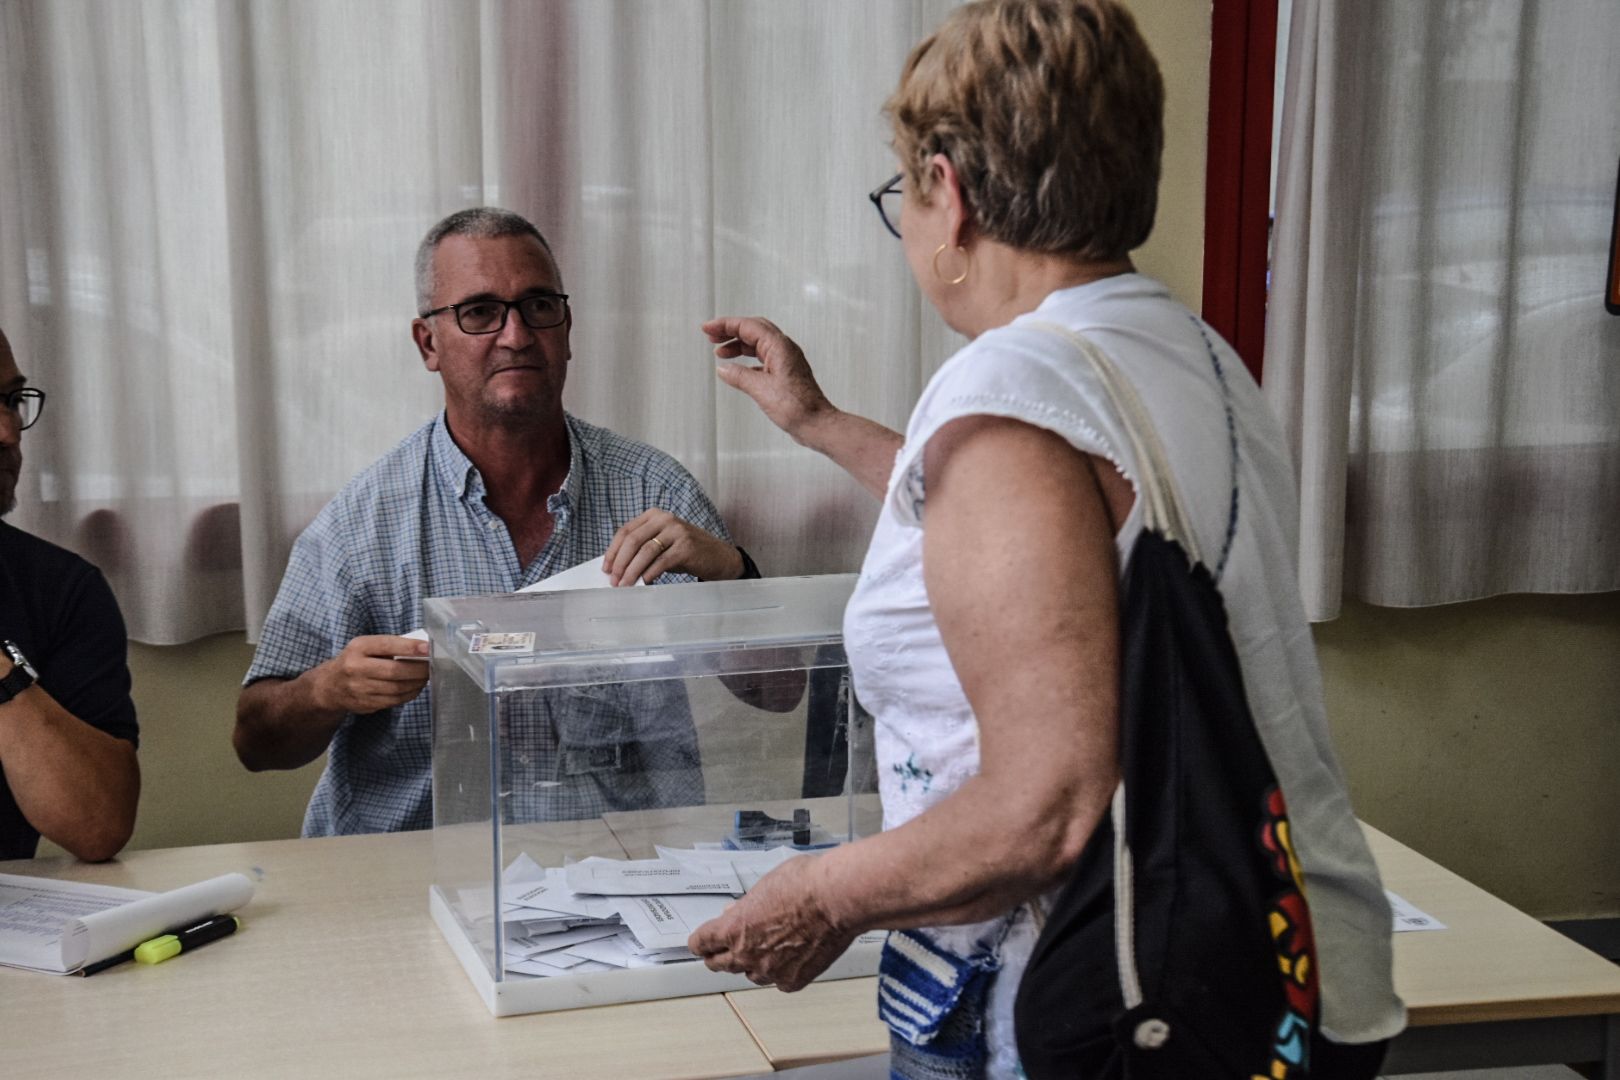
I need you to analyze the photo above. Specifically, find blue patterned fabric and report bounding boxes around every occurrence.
[244,411,729,836]
[879,927,1005,1080]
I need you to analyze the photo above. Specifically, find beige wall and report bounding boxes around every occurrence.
[1128,0,1209,310]
[1318,594,1620,920]
[124,635,320,851]
[85,3,1620,927]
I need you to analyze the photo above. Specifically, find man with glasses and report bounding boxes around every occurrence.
[0,325,141,861]
[235,207,756,836]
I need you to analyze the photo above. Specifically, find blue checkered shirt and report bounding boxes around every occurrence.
[245,412,728,836]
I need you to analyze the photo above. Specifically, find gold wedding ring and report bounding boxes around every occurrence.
[648,537,666,553]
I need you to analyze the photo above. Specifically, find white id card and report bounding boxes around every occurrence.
[469,632,536,655]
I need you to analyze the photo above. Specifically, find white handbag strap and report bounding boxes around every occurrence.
[1025,321,1204,569]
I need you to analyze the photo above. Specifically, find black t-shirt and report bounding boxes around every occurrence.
[0,521,138,860]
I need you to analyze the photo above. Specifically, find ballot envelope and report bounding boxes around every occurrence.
[424,573,882,1016]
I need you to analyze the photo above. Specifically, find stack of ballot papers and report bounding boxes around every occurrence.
[464,847,802,978]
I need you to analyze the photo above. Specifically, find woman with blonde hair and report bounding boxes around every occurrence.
[690,2,1403,1076]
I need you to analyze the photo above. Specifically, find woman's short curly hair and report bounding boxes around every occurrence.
[884,0,1165,261]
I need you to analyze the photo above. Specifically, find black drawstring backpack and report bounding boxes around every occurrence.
[1012,326,1376,1080]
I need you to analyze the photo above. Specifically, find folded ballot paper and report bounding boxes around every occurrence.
[476,848,803,977]
[0,871,254,975]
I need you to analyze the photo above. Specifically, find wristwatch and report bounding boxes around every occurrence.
[0,640,38,705]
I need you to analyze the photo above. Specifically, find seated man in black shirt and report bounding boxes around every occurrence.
[0,326,139,862]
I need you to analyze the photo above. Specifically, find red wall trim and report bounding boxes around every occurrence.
[1202,0,1278,383]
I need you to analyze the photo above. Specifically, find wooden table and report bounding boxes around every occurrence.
[6,823,1618,1078]
[722,824,1620,1076]
[0,830,770,1080]
[1371,825,1620,1075]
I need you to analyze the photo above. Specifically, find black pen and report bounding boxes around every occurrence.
[80,944,138,977]
[135,914,240,965]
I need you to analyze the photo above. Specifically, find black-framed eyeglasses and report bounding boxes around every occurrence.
[869,172,903,239]
[1,388,45,431]
[419,293,570,335]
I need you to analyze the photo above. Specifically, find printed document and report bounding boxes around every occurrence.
[0,872,255,974]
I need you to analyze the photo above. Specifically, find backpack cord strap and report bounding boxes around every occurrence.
[1024,321,1204,568]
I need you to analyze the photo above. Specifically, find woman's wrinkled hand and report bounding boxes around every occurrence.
[688,854,856,992]
[703,316,834,444]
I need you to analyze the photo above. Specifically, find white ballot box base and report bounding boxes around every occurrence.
[430,887,883,1018]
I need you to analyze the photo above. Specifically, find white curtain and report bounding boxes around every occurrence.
[1266,0,1620,621]
[0,0,962,644]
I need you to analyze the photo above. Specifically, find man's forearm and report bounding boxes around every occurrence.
[0,686,140,862]
[234,668,346,771]
[792,408,903,502]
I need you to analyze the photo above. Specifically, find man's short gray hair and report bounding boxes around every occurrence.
[414,207,559,313]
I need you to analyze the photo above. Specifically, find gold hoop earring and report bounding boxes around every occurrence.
[932,242,970,286]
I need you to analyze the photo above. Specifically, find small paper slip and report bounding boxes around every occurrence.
[613,893,733,952]
[394,628,431,662]
[503,852,547,884]
[505,957,617,977]
[504,880,585,919]
[505,924,621,960]
[505,957,564,977]
[0,871,254,974]
[516,556,639,593]
[508,918,576,936]
[565,856,744,897]
[506,870,620,920]
[524,951,590,972]
[563,936,638,968]
[614,928,697,961]
[1387,890,1446,932]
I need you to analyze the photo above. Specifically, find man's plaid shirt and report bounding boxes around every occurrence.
[245,412,726,836]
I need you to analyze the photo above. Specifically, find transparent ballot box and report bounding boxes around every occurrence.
[425,574,882,1016]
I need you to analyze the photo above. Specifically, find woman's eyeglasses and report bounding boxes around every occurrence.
[869,173,903,239]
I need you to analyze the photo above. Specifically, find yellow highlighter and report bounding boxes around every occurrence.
[134,914,240,965]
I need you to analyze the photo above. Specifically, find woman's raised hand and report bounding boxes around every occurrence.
[704,316,833,444]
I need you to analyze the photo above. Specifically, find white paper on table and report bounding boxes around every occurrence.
[655,845,803,893]
[506,924,622,959]
[0,871,254,974]
[530,951,592,971]
[1386,890,1447,932]
[504,880,588,919]
[503,852,547,884]
[613,927,696,960]
[505,957,563,977]
[505,870,620,920]
[566,935,690,969]
[562,936,635,968]
[506,956,617,977]
[506,918,574,937]
[565,856,743,897]
[612,893,733,952]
